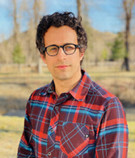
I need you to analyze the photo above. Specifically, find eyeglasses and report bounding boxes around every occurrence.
[44,43,80,56]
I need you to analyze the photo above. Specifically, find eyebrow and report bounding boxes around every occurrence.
[45,43,78,47]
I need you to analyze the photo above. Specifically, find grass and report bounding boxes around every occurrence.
[0,116,24,158]
[128,121,135,158]
[0,67,135,114]
[0,114,134,158]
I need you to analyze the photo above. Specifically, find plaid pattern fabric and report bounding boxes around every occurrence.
[17,70,128,158]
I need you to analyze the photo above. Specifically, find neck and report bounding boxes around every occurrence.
[54,71,82,96]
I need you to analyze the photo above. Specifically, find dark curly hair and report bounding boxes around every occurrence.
[36,12,87,55]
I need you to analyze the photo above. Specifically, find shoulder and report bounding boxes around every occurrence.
[88,80,125,118]
[83,70,115,100]
[29,83,50,99]
[90,80,115,99]
[87,79,122,108]
[82,70,117,105]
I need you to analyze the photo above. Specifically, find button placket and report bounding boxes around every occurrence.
[47,94,69,156]
[46,102,60,155]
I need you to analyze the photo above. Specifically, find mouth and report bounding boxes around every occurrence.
[56,65,70,69]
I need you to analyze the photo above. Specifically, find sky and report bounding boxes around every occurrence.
[0,0,133,42]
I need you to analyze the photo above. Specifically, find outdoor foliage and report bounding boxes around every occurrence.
[0,0,135,70]
[12,43,25,64]
[101,48,108,61]
[110,33,126,61]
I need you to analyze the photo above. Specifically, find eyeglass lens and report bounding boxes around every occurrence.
[46,44,76,56]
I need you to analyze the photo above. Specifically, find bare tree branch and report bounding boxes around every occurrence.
[77,0,81,17]
[12,0,19,42]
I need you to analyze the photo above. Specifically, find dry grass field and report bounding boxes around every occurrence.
[0,64,135,113]
[0,65,135,157]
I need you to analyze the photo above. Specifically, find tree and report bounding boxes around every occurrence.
[20,0,44,73]
[12,43,25,72]
[122,0,135,71]
[76,0,94,67]
[12,43,25,64]
[77,0,81,17]
[32,0,43,73]
[110,33,126,61]
[101,48,108,61]
[12,0,20,43]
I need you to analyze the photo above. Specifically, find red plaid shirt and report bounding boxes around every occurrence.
[18,70,128,158]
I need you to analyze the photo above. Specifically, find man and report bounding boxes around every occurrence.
[18,12,128,158]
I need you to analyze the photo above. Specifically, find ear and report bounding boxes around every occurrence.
[40,54,46,64]
[79,49,85,61]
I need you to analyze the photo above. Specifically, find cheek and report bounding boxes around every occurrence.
[45,56,55,65]
[74,52,83,62]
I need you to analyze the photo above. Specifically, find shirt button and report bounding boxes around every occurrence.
[48,152,51,156]
[55,106,58,110]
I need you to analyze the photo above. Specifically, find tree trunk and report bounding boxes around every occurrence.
[38,56,42,74]
[122,57,129,71]
[122,0,135,71]
[77,0,81,17]
[33,0,42,73]
[123,16,130,71]
[12,0,19,43]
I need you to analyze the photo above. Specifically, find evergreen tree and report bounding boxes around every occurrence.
[110,33,126,61]
[12,43,25,64]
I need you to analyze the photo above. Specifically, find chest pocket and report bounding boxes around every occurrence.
[60,122,90,157]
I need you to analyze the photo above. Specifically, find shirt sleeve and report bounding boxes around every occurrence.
[95,97,128,158]
[17,96,35,158]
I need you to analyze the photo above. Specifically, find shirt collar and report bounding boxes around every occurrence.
[69,69,91,101]
[46,69,91,101]
[46,80,55,94]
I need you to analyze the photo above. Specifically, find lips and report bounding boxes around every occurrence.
[56,65,69,69]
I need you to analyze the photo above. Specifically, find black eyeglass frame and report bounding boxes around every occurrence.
[43,43,80,56]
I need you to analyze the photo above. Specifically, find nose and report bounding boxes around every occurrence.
[57,47,66,59]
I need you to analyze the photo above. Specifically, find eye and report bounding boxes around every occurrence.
[64,44,75,51]
[47,46,57,52]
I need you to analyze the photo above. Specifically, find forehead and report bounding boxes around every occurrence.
[44,26,78,46]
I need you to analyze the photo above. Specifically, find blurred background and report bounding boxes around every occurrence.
[0,0,135,157]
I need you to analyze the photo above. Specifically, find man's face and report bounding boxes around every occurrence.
[41,26,84,82]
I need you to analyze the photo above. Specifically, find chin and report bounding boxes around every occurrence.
[55,74,71,81]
